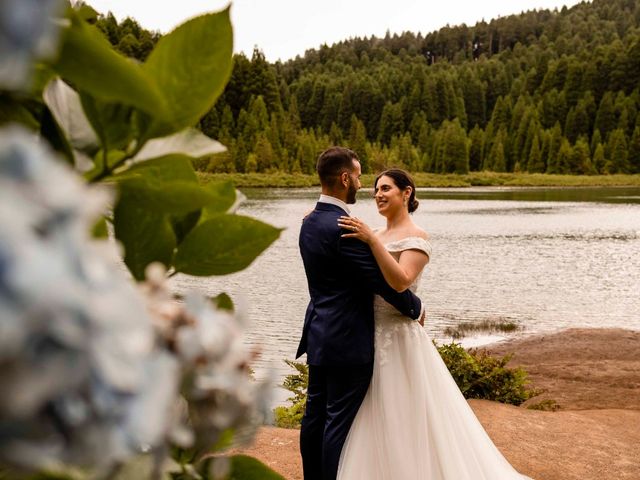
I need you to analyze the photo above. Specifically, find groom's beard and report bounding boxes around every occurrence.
[346,179,357,204]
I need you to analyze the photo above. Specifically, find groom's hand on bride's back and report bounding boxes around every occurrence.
[418,310,425,327]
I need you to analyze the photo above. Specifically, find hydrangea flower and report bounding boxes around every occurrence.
[0,0,66,90]
[141,264,274,456]
[0,126,179,470]
[0,127,273,476]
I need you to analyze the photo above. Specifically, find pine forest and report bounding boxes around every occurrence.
[93,0,640,176]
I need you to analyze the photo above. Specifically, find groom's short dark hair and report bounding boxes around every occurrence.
[316,147,359,188]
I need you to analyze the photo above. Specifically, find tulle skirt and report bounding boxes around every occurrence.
[337,316,532,480]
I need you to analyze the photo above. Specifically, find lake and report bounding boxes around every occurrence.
[172,186,640,405]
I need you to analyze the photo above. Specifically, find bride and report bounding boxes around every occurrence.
[336,168,531,480]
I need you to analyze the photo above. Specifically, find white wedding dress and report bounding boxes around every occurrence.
[337,237,532,480]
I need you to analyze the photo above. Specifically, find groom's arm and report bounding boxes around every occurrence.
[339,236,423,321]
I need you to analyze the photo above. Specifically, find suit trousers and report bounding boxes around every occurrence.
[300,362,374,480]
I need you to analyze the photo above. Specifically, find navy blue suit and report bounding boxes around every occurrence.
[297,201,422,480]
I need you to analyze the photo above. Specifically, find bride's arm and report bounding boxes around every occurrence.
[338,217,429,292]
[370,239,429,292]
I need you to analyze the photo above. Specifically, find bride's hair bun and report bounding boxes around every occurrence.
[409,198,419,213]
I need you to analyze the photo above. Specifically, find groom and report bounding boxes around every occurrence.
[296,146,424,480]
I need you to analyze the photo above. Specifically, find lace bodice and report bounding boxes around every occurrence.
[374,236,432,365]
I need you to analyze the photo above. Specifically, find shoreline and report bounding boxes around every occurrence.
[236,328,640,480]
[197,172,640,188]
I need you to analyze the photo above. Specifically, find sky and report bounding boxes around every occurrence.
[88,0,586,62]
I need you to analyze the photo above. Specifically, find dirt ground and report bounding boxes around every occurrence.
[235,328,640,480]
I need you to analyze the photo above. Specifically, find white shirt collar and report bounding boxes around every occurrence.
[318,194,351,215]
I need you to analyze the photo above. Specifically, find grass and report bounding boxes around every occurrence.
[198,171,318,187]
[526,399,561,411]
[443,318,522,340]
[197,171,640,188]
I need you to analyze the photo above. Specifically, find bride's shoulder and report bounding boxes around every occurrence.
[402,228,432,258]
[409,227,429,241]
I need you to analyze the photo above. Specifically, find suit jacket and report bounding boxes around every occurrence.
[296,202,422,366]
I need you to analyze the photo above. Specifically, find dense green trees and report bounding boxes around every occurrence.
[94,11,160,61]
[95,0,640,175]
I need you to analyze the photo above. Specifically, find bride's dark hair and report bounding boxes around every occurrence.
[374,168,419,213]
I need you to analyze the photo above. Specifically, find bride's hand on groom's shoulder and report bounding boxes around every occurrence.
[338,216,375,245]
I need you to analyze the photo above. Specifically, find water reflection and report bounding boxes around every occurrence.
[172,186,640,405]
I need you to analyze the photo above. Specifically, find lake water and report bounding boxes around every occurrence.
[172,186,640,405]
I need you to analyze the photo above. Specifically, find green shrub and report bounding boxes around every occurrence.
[526,399,561,411]
[273,400,306,429]
[274,344,539,428]
[436,342,539,406]
[273,360,308,428]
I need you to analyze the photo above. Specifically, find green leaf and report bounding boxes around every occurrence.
[171,209,201,245]
[39,106,75,166]
[143,9,233,137]
[132,128,226,163]
[170,445,198,467]
[91,216,109,239]
[124,155,202,244]
[84,149,127,181]
[54,13,167,119]
[113,157,235,244]
[0,96,39,130]
[174,214,282,276]
[228,455,285,480]
[124,154,198,182]
[212,292,234,311]
[43,79,99,153]
[75,4,99,23]
[200,181,236,215]
[30,64,57,97]
[80,94,136,152]
[212,428,235,451]
[114,178,233,215]
[114,183,176,280]
[111,156,235,214]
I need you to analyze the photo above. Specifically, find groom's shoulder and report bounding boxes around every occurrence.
[314,201,346,214]
[307,203,344,223]
[301,205,343,240]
